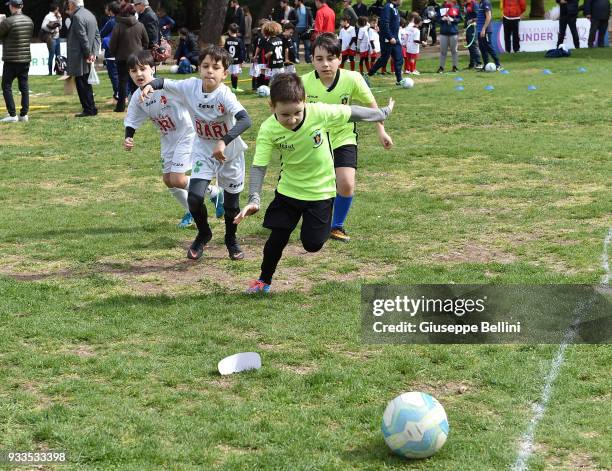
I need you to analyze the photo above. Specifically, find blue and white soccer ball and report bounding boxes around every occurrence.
[256,85,271,97]
[399,77,414,89]
[382,391,449,459]
[485,62,497,72]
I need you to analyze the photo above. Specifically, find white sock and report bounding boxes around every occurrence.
[168,187,189,212]
[207,184,219,199]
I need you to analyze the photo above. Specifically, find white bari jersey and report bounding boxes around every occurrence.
[125,88,195,154]
[160,78,248,161]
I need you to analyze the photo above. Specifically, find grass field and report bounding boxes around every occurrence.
[0,48,611,470]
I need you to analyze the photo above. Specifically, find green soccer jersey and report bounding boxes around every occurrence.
[302,69,375,149]
[253,103,352,201]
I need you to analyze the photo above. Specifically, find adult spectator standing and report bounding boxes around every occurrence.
[0,0,33,123]
[66,0,100,118]
[157,6,175,39]
[229,0,246,36]
[436,0,461,73]
[367,0,404,85]
[294,0,314,62]
[314,0,336,39]
[369,0,384,18]
[134,0,159,50]
[502,0,525,52]
[354,0,369,18]
[274,0,297,25]
[108,3,148,112]
[556,0,580,48]
[174,27,199,66]
[343,0,359,25]
[584,0,610,47]
[243,6,252,60]
[41,3,62,76]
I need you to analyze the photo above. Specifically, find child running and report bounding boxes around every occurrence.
[141,45,252,261]
[224,23,246,93]
[339,16,357,71]
[302,33,394,242]
[234,73,394,293]
[123,50,222,228]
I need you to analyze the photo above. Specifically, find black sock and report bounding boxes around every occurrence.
[187,179,212,241]
[223,191,240,245]
[231,75,238,89]
[260,228,292,285]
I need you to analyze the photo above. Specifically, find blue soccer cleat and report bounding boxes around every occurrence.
[177,212,193,228]
[246,279,271,294]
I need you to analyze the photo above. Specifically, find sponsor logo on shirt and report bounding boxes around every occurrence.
[278,142,295,151]
[195,119,230,139]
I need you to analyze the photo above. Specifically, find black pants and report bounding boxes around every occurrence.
[75,73,97,115]
[503,17,521,52]
[369,41,404,83]
[116,60,137,111]
[557,14,580,48]
[588,18,608,47]
[1,62,29,117]
[478,32,500,66]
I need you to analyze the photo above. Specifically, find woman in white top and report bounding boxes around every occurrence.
[41,3,63,75]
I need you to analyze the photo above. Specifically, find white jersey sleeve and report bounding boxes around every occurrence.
[124,90,149,130]
[221,86,246,118]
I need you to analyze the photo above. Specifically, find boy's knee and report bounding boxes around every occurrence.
[187,192,204,210]
[302,240,325,253]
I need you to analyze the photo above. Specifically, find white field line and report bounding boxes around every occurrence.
[511,227,611,471]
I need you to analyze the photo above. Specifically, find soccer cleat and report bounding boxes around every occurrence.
[412,70,421,75]
[177,212,193,228]
[330,227,351,242]
[232,87,245,93]
[0,115,18,123]
[18,115,29,122]
[225,237,245,261]
[186,231,212,260]
[210,191,225,218]
[437,67,444,74]
[246,279,271,294]
[474,64,484,71]
[452,66,458,73]
[496,65,504,72]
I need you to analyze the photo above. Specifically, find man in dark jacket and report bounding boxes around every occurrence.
[556,0,580,48]
[134,0,159,49]
[367,0,404,85]
[228,0,246,36]
[174,27,200,66]
[66,0,100,117]
[354,0,369,17]
[0,0,33,123]
[584,0,610,47]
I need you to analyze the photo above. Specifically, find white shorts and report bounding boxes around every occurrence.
[160,134,194,174]
[284,64,296,74]
[265,67,285,78]
[249,63,263,77]
[229,64,242,75]
[191,153,245,194]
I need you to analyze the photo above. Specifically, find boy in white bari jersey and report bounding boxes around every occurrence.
[141,45,252,261]
[124,50,224,229]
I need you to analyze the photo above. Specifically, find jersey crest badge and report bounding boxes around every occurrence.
[311,130,323,148]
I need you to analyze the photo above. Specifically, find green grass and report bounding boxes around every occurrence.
[0,49,611,470]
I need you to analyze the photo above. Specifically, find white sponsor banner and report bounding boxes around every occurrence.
[0,42,67,76]
[497,19,592,52]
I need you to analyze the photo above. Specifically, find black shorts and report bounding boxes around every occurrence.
[263,191,333,245]
[333,144,358,169]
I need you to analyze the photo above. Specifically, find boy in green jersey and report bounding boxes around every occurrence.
[302,33,394,243]
[234,73,394,293]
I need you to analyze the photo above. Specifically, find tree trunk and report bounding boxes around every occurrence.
[529,0,546,18]
[200,0,229,46]
[184,0,201,31]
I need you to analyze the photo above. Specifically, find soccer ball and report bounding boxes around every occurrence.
[399,77,414,89]
[485,62,497,72]
[382,391,449,459]
[257,85,271,97]
[169,65,179,74]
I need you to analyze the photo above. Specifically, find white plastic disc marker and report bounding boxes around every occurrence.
[218,352,262,375]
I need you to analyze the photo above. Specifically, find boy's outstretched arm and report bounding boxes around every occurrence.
[140,78,165,101]
[234,165,267,224]
[348,97,395,122]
